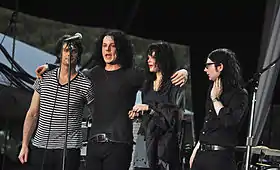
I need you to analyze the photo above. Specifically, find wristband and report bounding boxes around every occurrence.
[212,97,220,102]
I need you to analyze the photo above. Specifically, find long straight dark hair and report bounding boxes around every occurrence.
[143,41,177,94]
[208,48,244,91]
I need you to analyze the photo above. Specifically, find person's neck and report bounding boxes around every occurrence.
[105,64,121,71]
[153,72,162,91]
[155,72,162,81]
[60,65,77,77]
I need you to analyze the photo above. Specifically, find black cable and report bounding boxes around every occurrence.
[0,44,36,82]
[0,66,19,88]
[0,63,34,85]
[0,28,8,45]
[0,11,18,45]
[0,42,36,90]
[0,66,26,89]
[0,63,33,91]
[40,69,60,170]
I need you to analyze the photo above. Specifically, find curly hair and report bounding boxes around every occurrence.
[143,41,177,93]
[54,34,83,65]
[91,30,134,70]
[208,48,244,89]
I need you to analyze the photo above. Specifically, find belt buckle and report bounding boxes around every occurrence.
[200,144,207,151]
[96,134,108,142]
[212,145,218,150]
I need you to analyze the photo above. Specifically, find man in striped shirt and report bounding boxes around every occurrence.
[18,35,94,170]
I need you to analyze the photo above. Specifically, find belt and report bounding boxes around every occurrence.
[199,144,230,151]
[90,133,109,143]
[89,133,131,144]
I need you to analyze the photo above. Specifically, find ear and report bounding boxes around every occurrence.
[217,63,224,72]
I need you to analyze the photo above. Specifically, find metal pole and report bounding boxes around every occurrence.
[244,86,257,170]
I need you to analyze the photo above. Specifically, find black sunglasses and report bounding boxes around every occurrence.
[205,62,216,69]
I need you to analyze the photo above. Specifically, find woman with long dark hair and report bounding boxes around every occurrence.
[129,41,186,170]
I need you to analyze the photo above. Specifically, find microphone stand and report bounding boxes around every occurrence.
[244,54,280,170]
[62,42,73,170]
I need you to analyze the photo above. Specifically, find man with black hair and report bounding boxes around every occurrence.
[18,34,94,170]
[189,48,248,170]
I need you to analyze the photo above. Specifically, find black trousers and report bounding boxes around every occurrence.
[27,145,80,170]
[191,150,236,170]
[85,142,133,170]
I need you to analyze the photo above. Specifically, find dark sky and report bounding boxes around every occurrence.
[1,0,279,133]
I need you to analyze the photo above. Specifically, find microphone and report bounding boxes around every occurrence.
[64,33,82,42]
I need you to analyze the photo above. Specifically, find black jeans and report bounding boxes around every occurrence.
[191,150,236,170]
[27,145,80,170]
[85,142,133,170]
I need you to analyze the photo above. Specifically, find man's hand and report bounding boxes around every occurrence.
[128,110,141,119]
[132,104,149,113]
[18,145,29,164]
[211,77,223,100]
[171,69,188,87]
[35,64,48,79]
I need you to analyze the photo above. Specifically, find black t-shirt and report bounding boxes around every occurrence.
[142,82,172,105]
[85,66,144,143]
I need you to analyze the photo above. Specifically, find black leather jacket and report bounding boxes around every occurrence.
[138,83,186,169]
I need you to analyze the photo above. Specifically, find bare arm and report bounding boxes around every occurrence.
[190,141,200,168]
[22,91,40,147]
[192,141,200,157]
